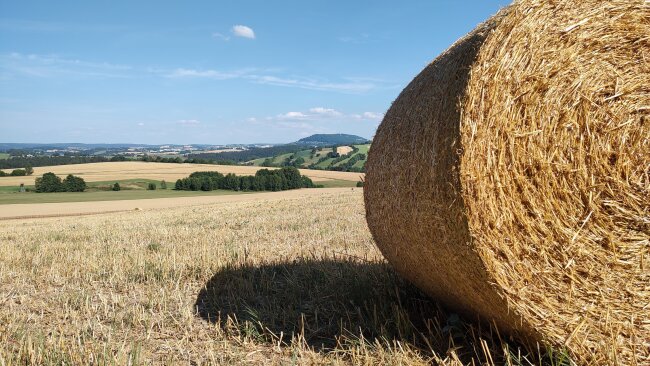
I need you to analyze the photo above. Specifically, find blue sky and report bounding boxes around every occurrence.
[0,1,509,144]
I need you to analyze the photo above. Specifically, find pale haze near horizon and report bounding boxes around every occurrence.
[0,1,509,145]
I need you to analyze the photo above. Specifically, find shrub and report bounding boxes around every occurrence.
[302,176,315,188]
[62,174,86,192]
[160,180,167,189]
[10,169,26,176]
[147,183,157,190]
[25,166,34,176]
[356,181,364,187]
[35,172,63,192]
[112,182,121,191]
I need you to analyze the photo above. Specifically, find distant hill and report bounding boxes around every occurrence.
[295,134,369,146]
[246,143,370,172]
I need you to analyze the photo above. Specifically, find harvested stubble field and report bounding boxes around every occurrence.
[335,146,353,155]
[0,161,364,187]
[0,190,564,365]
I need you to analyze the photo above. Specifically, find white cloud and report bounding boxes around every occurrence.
[362,111,384,120]
[137,122,145,126]
[277,111,308,120]
[309,107,342,117]
[232,25,255,39]
[177,119,201,125]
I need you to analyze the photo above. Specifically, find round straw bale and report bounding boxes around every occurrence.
[364,1,649,363]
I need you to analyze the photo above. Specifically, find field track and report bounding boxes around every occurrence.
[0,187,354,220]
[0,161,365,186]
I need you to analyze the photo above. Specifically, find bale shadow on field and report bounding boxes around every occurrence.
[194,258,537,363]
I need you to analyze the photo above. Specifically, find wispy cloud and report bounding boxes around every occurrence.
[176,119,201,125]
[249,107,381,137]
[0,19,126,33]
[212,32,231,41]
[270,107,382,122]
[273,121,326,135]
[338,33,371,44]
[358,111,384,120]
[232,25,255,39]
[167,67,382,94]
[1,52,389,94]
[165,68,251,80]
[250,75,376,94]
[0,52,132,78]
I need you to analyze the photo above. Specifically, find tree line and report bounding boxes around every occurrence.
[175,167,318,192]
[187,144,306,163]
[0,166,34,177]
[0,156,110,169]
[35,173,87,193]
[139,155,235,165]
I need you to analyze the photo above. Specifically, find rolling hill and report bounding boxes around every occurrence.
[188,134,371,172]
[294,134,370,146]
[248,143,370,172]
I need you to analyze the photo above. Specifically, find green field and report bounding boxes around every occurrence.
[0,153,9,160]
[0,179,248,205]
[0,188,247,205]
[317,179,358,188]
[0,177,352,205]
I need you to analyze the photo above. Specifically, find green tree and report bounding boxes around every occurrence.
[200,178,212,191]
[35,172,63,192]
[188,178,200,191]
[10,169,26,176]
[279,167,303,189]
[302,176,315,188]
[160,180,167,189]
[267,174,282,191]
[112,182,121,191]
[147,182,157,190]
[24,166,34,176]
[239,176,253,191]
[222,173,240,190]
[293,157,305,166]
[62,174,86,192]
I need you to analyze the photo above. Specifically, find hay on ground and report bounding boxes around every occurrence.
[364,1,649,364]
